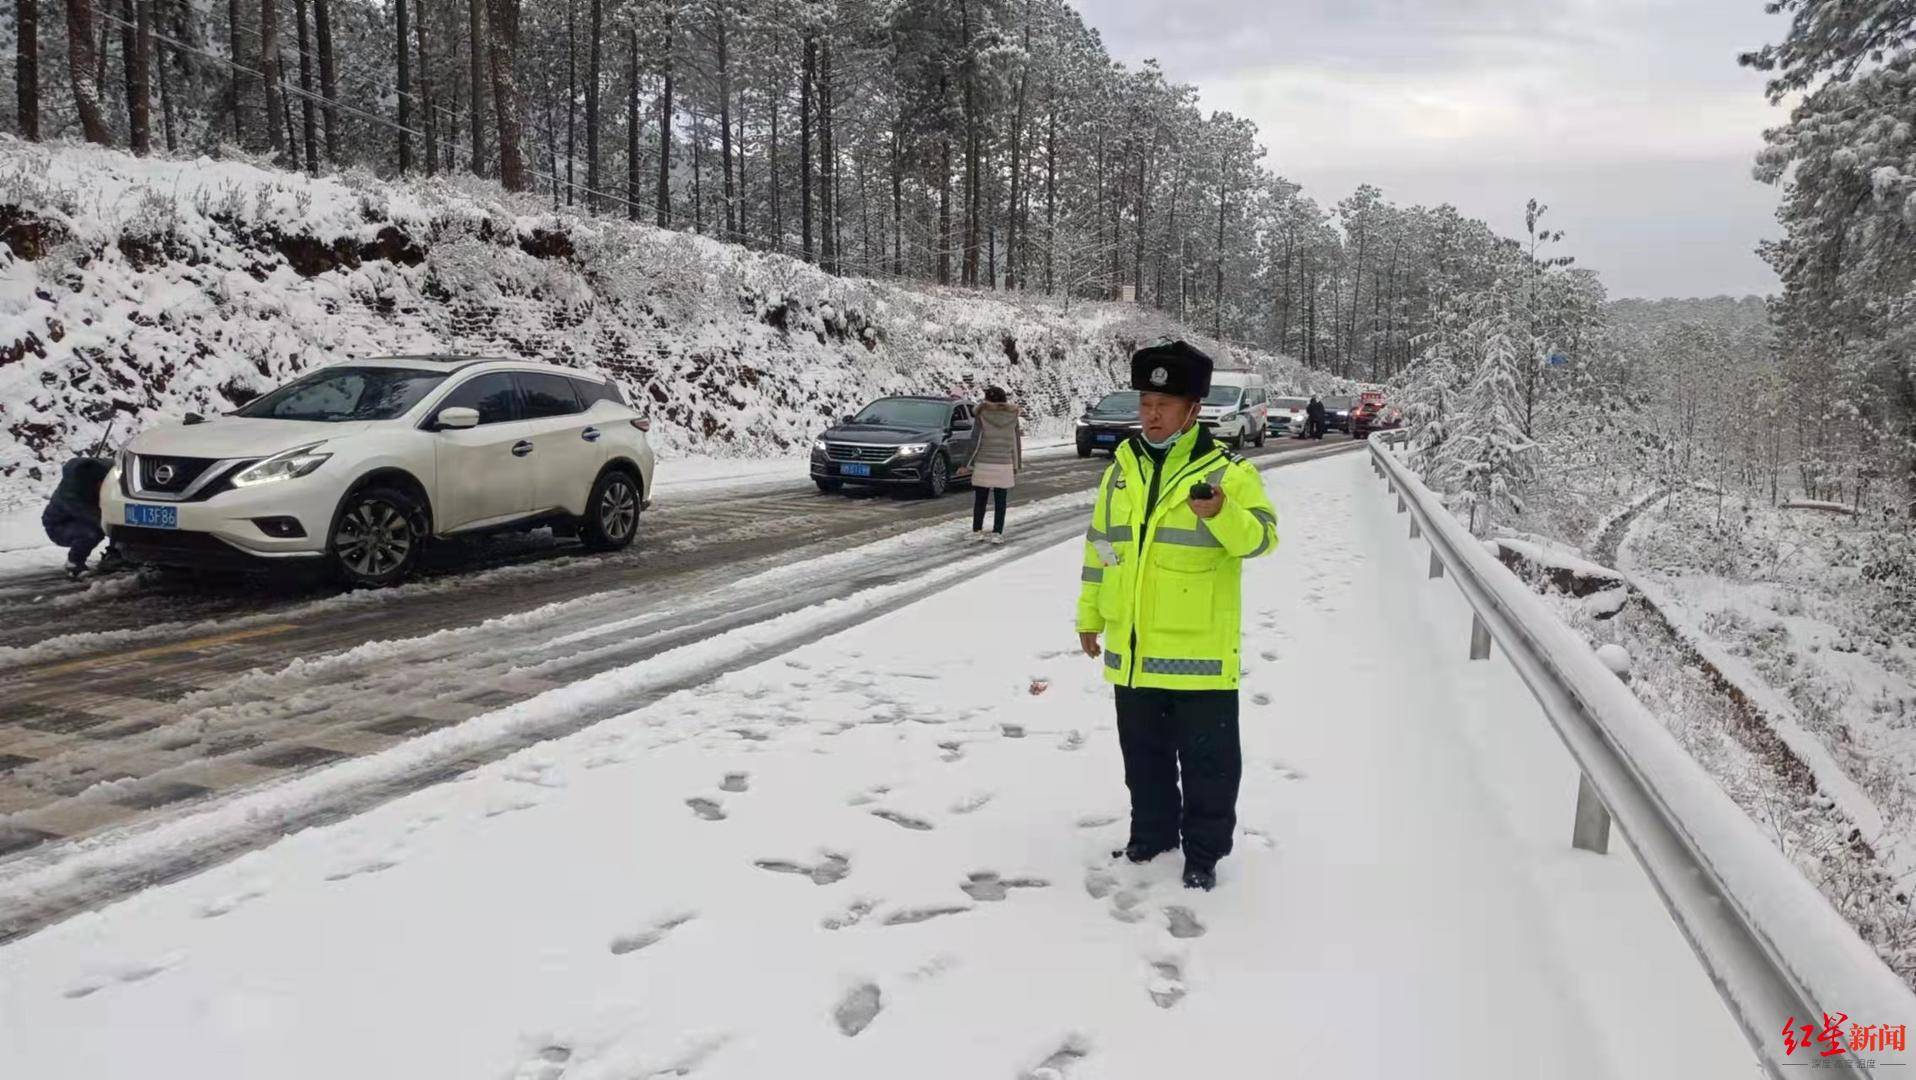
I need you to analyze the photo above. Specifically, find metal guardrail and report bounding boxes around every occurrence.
[1366,431,1916,1078]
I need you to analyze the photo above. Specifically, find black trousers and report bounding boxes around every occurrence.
[972,486,1008,533]
[41,502,105,566]
[1114,686,1242,868]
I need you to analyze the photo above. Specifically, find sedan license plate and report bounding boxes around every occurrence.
[125,503,178,529]
[840,463,873,477]
[1096,433,1118,444]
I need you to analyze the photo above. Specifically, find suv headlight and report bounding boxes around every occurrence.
[231,444,332,488]
[813,438,829,453]
[897,443,930,457]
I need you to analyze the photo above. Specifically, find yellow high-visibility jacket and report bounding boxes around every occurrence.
[1075,424,1278,690]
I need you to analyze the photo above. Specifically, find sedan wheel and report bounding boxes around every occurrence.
[921,453,950,498]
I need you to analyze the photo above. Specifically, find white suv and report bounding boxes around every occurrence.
[103,357,656,586]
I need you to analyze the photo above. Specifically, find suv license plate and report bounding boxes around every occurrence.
[1096,433,1117,444]
[840,463,872,477]
[125,503,178,529]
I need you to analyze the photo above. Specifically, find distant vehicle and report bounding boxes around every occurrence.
[102,358,655,587]
[1075,390,1141,457]
[1322,396,1354,434]
[812,395,978,497]
[1350,392,1398,439]
[1197,371,1269,449]
[1267,396,1310,436]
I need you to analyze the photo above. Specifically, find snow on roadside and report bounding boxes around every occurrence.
[0,453,1751,1079]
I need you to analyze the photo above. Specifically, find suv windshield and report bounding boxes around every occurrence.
[238,367,449,422]
[852,399,952,429]
[1091,391,1139,416]
[1202,385,1245,407]
[1274,397,1309,410]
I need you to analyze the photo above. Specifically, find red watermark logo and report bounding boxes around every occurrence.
[1782,1013,1907,1059]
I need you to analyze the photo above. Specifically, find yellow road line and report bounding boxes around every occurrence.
[18,623,302,680]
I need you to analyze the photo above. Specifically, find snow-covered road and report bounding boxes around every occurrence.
[0,451,1752,1078]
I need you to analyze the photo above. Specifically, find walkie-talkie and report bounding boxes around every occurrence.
[1189,481,1216,501]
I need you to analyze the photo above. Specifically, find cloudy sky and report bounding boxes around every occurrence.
[1070,0,1791,299]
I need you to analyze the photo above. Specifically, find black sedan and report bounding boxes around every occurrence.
[1075,391,1141,457]
[1323,396,1354,434]
[812,396,978,497]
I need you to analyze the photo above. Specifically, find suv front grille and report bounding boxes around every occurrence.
[138,455,219,494]
[825,443,897,464]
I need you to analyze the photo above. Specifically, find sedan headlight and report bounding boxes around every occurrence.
[814,438,829,453]
[230,444,332,488]
[1075,417,1089,427]
[896,443,930,457]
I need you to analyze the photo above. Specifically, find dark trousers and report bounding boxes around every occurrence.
[1114,686,1242,868]
[972,486,1008,533]
[42,502,105,566]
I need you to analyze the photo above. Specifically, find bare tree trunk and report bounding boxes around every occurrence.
[468,0,486,175]
[1043,91,1054,294]
[157,0,176,150]
[889,126,902,276]
[293,0,317,172]
[128,0,151,153]
[260,0,284,158]
[715,0,734,239]
[625,23,639,220]
[800,33,813,261]
[1214,163,1226,340]
[691,109,703,232]
[396,0,412,171]
[1005,20,1028,290]
[416,0,435,175]
[563,0,574,204]
[655,1,673,227]
[66,0,111,142]
[584,0,601,211]
[938,126,951,285]
[226,0,244,141]
[485,0,525,191]
[312,0,337,161]
[818,32,834,273]
[959,0,977,286]
[769,78,781,251]
[17,0,39,140]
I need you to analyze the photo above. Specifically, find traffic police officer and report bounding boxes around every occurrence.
[1075,340,1279,891]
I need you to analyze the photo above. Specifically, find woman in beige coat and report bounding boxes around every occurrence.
[969,386,1023,544]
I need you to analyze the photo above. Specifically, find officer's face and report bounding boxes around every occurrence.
[1138,392,1199,444]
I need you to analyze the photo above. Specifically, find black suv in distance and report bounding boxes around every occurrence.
[812,396,978,497]
[1075,390,1141,457]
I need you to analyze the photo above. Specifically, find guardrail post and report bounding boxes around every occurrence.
[1572,774,1612,854]
[1409,517,1421,539]
[1397,494,1408,514]
[1387,479,1396,495]
[1429,550,1444,580]
[1469,613,1492,660]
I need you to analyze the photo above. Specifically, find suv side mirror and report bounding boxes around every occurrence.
[841,414,857,425]
[436,406,480,430]
[951,418,974,432]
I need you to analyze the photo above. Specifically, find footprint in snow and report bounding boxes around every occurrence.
[833,982,883,1037]
[1058,730,1086,751]
[1084,867,1120,900]
[63,953,184,999]
[485,794,543,818]
[1001,723,1027,739]
[881,904,971,926]
[871,809,933,831]
[1240,827,1276,849]
[609,914,695,955]
[1147,960,1187,1009]
[719,772,750,793]
[1108,890,1148,924]
[1164,906,1207,939]
[510,1043,572,1080]
[324,847,406,882]
[1251,692,1273,707]
[1270,762,1308,781]
[949,792,993,815]
[1022,1036,1092,1080]
[686,797,727,821]
[961,872,1049,902]
[1261,650,1280,662]
[196,880,270,919]
[937,740,965,763]
[755,853,851,885]
[821,899,876,930]
[1074,812,1121,829]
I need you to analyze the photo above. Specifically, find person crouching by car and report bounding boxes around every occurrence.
[969,386,1024,545]
[43,454,129,580]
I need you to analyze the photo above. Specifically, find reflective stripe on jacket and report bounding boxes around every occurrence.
[1074,424,1278,691]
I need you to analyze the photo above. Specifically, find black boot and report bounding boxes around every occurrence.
[1111,841,1177,865]
[95,547,132,575]
[1182,861,1217,891]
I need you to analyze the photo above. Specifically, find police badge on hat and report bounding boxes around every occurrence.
[1130,340,1213,399]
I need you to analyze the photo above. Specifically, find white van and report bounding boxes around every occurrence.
[1196,370,1269,449]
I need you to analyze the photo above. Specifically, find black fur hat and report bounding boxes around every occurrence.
[1130,340,1213,400]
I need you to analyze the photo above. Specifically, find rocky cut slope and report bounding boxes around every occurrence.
[0,139,1333,509]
